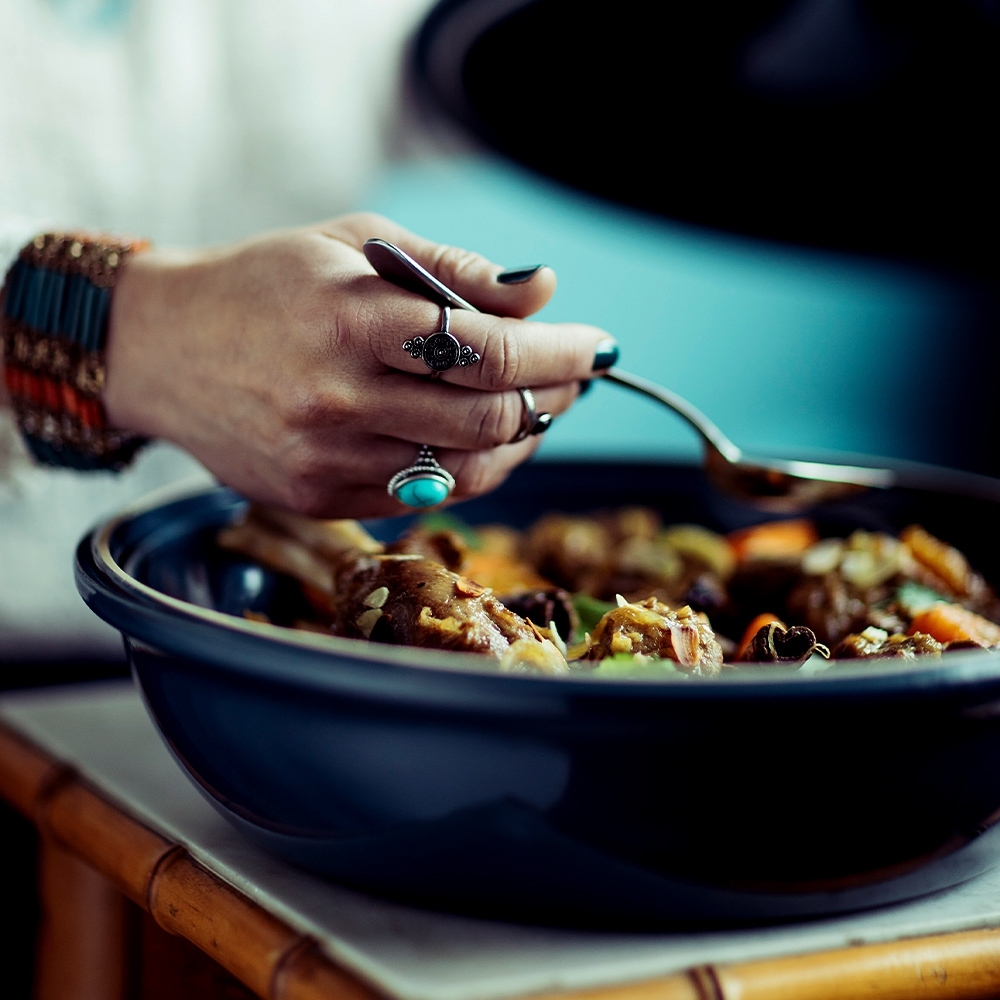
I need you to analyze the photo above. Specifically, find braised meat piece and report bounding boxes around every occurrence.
[388,528,467,571]
[833,627,944,660]
[786,572,882,647]
[330,553,565,667]
[220,507,567,673]
[585,598,724,677]
[524,513,616,593]
[496,588,577,645]
[401,522,582,641]
[524,509,733,610]
[525,508,674,599]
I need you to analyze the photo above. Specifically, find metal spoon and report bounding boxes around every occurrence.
[363,238,896,512]
[602,368,895,511]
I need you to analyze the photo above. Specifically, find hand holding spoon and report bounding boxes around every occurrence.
[363,238,896,512]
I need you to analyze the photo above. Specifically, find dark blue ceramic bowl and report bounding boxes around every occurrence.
[76,460,1000,928]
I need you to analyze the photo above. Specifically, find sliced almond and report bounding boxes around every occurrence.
[355,608,383,638]
[667,621,702,667]
[548,620,567,658]
[454,576,486,597]
[363,586,389,609]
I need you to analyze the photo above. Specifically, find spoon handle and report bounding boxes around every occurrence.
[602,368,743,464]
[364,239,480,312]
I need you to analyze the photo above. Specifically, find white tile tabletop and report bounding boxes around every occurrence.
[4,680,1000,1000]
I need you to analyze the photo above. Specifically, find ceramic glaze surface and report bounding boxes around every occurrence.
[75,460,1000,927]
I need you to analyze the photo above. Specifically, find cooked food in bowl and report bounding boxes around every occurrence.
[218,505,1000,678]
[75,461,1000,926]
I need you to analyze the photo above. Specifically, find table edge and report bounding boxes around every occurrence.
[4,717,1000,1000]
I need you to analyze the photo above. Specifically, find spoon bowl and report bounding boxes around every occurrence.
[602,368,896,512]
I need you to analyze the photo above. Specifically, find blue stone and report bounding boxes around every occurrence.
[396,476,449,508]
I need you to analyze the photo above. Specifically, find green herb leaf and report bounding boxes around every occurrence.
[573,593,615,632]
[593,656,683,679]
[896,581,948,616]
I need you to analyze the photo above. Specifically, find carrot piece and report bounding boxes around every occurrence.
[900,525,971,596]
[736,612,785,661]
[461,552,549,594]
[728,520,819,563]
[909,603,1000,648]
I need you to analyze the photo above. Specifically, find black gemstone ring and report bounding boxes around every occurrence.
[511,387,553,442]
[402,306,481,375]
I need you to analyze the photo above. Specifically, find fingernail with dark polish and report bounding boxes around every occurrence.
[497,265,545,285]
[592,339,619,371]
[578,379,593,396]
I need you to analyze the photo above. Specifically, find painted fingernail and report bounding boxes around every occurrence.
[497,265,545,285]
[578,379,593,396]
[592,339,619,371]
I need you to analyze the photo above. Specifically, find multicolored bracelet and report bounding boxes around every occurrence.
[1,232,149,470]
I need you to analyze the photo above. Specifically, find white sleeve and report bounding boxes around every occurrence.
[0,215,50,277]
[0,220,214,655]
[1,217,47,416]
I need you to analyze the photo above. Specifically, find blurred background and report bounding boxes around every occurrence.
[1,0,997,700]
[365,155,997,471]
[0,1,996,669]
[1,0,997,994]
[392,0,999,473]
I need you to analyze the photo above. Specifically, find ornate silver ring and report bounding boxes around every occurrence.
[511,387,553,443]
[402,306,481,376]
[387,445,456,508]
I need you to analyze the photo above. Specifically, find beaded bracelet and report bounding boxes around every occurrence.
[1,232,149,470]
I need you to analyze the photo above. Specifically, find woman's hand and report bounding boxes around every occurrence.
[103,214,614,517]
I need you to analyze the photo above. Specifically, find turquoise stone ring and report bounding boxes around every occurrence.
[387,445,456,508]
[396,477,450,507]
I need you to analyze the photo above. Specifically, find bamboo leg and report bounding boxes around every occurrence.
[33,838,136,1000]
[138,910,257,1000]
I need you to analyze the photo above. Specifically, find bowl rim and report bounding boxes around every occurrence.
[79,474,1000,701]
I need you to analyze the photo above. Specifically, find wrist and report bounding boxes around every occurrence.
[103,245,205,440]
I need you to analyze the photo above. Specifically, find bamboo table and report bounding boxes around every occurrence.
[4,683,1000,1000]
